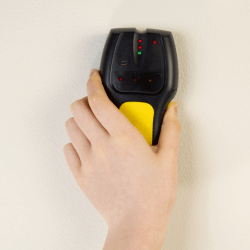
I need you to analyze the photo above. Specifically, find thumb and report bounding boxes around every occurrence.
[157,102,181,159]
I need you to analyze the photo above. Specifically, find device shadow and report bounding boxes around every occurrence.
[162,31,210,249]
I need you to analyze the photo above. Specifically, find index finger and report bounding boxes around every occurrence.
[87,69,136,136]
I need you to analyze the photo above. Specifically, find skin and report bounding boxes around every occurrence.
[63,69,181,250]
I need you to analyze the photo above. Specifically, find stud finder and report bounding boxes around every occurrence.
[99,28,178,145]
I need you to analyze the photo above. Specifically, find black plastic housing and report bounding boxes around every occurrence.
[99,28,178,145]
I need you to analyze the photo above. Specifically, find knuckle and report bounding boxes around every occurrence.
[93,138,109,156]
[63,143,71,153]
[113,129,135,147]
[70,99,82,111]
[94,139,105,150]
[88,93,102,107]
[65,117,75,127]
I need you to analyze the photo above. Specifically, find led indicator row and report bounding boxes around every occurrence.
[137,39,157,55]
[138,39,157,44]
[138,39,142,55]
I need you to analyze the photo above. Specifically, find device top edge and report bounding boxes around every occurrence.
[110,27,172,36]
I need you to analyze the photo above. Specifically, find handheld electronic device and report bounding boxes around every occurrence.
[99,28,178,145]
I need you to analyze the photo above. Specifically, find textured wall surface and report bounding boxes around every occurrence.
[1,0,250,249]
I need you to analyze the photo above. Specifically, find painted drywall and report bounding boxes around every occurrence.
[1,0,250,249]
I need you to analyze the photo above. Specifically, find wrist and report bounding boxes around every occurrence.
[103,213,170,250]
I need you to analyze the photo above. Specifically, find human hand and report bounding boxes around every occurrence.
[63,69,181,250]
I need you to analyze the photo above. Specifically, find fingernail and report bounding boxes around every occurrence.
[173,102,178,114]
[167,102,178,115]
[90,69,97,77]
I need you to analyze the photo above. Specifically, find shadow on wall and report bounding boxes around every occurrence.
[162,32,210,249]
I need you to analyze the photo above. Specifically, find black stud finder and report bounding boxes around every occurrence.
[99,28,178,145]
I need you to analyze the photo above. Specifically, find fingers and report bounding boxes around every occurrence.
[65,117,91,163]
[156,102,181,160]
[63,143,81,178]
[70,96,110,143]
[87,69,136,136]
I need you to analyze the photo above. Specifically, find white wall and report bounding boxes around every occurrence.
[1,0,250,249]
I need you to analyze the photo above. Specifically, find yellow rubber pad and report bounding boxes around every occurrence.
[119,102,154,145]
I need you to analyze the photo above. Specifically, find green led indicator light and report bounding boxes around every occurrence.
[138,51,141,55]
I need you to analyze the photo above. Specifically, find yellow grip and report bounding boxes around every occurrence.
[119,102,154,145]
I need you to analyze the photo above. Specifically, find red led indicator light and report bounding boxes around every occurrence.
[138,45,142,49]
[118,77,123,81]
[153,40,157,44]
[138,39,142,43]
[148,79,152,83]
[133,78,137,82]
